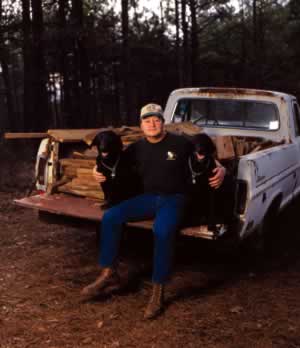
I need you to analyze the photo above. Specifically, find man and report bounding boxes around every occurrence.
[81,103,225,319]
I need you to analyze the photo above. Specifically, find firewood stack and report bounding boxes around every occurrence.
[57,156,104,200]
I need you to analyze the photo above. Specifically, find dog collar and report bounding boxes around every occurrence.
[100,156,121,179]
[188,156,210,184]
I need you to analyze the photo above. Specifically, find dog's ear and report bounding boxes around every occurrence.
[106,131,123,152]
[90,132,102,149]
[91,130,123,154]
[192,133,216,156]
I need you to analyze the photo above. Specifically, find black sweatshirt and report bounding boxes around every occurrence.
[126,132,193,195]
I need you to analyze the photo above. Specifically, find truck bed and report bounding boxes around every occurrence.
[15,193,218,240]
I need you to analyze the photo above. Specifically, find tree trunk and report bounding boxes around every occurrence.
[58,0,70,128]
[239,0,247,86]
[181,0,191,86]
[190,0,198,85]
[0,0,15,130]
[31,0,49,130]
[21,0,33,131]
[252,0,259,87]
[175,0,183,86]
[70,0,82,128]
[121,0,130,125]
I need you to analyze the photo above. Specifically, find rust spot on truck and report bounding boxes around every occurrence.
[175,87,284,99]
[199,88,277,97]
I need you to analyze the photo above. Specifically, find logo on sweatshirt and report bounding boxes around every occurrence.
[166,151,177,160]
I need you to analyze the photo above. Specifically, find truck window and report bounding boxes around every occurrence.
[173,100,190,123]
[293,102,300,136]
[172,98,280,131]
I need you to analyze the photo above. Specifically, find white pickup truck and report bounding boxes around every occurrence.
[11,87,300,247]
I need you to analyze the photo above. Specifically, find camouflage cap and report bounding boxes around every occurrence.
[140,103,164,120]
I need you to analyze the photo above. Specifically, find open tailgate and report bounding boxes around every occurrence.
[14,193,217,239]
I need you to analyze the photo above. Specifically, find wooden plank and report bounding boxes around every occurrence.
[212,136,235,160]
[4,132,48,139]
[57,185,104,200]
[47,129,102,143]
[59,158,95,168]
[77,168,94,176]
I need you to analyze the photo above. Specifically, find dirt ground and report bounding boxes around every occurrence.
[1,147,300,348]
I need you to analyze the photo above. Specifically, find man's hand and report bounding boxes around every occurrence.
[209,165,226,189]
[93,165,107,183]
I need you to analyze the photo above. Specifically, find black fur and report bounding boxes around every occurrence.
[187,133,217,227]
[92,131,139,208]
[187,133,234,227]
[189,133,216,185]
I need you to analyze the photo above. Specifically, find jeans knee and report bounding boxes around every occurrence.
[102,207,122,226]
[153,225,176,242]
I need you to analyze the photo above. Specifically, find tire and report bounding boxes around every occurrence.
[239,201,281,267]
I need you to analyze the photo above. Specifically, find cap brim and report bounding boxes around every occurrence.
[141,112,164,119]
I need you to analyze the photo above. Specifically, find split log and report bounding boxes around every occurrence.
[249,145,262,154]
[57,184,105,200]
[72,148,98,159]
[212,136,235,160]
[60,158,95,168]
[62,167,77,178]
[77,168,94,177]
[72,178,100,189]
[47,177,71,194]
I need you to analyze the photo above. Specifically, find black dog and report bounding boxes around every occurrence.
[187,133,234,228]
[187,133,217,228]
[92,130,140,208]
[189,133,217,186]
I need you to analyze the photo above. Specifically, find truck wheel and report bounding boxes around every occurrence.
[241,205,280,267]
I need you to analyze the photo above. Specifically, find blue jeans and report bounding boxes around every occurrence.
[99,193,187,284]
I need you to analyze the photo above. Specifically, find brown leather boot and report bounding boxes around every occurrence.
[81,267,120,299]
[144,283,164,320]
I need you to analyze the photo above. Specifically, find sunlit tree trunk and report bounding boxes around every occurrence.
[175,0,183,86]
[190,0,198,85]
[181,0,191,86]
[239,0,247,86]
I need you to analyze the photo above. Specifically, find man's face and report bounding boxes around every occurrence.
[140,116,164,138]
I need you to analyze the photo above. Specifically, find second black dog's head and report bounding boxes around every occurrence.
[190,133,216,176]
[191,133,216,157]
[92,130,123,162]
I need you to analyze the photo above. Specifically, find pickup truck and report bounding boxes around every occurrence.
[8,87,300,248]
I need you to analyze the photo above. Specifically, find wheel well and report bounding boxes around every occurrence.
[266,194,282,220]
